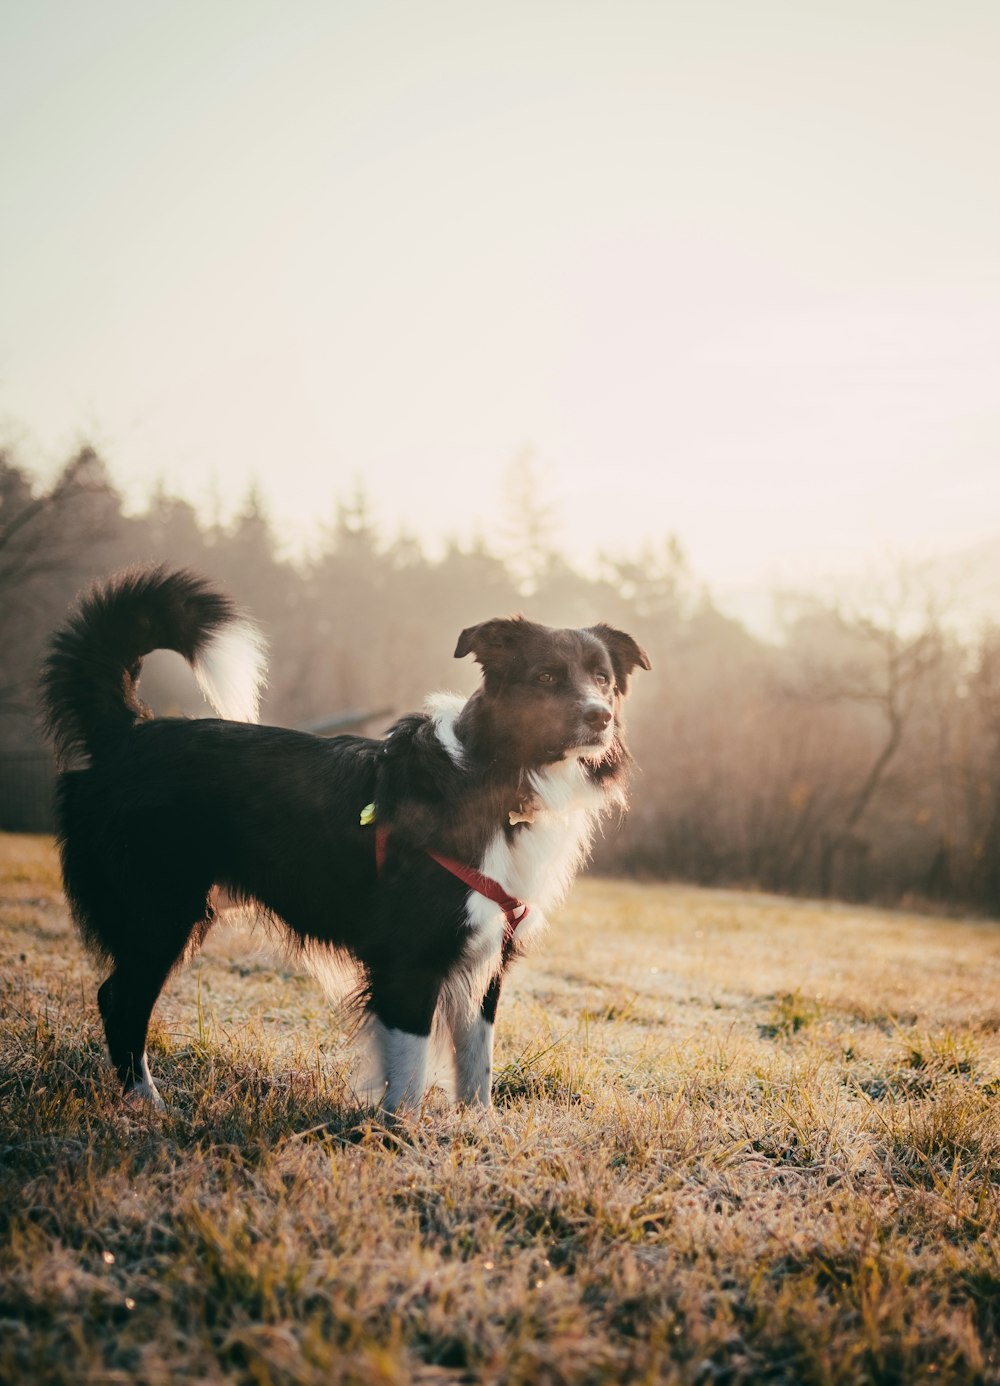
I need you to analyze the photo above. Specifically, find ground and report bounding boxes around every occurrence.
[2,833,1000,1384]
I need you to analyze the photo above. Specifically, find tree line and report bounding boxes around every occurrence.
[2,445,998,914]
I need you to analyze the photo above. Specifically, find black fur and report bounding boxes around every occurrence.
[41,567,649,1109]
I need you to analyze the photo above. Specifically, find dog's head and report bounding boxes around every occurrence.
[454,616,650,769]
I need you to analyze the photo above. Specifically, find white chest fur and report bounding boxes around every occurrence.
[426,693,616,1003]
[483,759,606,914]
[454,758,608,1010]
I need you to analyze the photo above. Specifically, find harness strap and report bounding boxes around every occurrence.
[374,824,529,948]
[374,823,389,871]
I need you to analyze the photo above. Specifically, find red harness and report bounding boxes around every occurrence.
[374,824,529,949]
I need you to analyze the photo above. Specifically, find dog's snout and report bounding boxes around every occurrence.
[583,702,612,730]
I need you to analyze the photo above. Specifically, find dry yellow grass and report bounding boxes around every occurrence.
[2,833,1000,1383]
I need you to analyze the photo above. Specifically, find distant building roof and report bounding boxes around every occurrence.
[296,708,393,737]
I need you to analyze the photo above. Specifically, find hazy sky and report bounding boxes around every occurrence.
[2,1,998,594]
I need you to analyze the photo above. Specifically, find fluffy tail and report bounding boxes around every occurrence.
[41,566,267,766]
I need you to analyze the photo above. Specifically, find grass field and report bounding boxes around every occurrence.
[3,833,1000,1384]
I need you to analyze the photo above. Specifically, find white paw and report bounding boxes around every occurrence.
[123,1081,166,1113]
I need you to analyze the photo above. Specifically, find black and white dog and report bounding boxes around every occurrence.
[42,567,649,1114]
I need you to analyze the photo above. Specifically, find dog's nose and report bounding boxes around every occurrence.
[583,703,612,730]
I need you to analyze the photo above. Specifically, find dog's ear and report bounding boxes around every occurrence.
[587,624,651,695]
[454,617,526,669]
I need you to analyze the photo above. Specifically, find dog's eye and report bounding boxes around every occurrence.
[536,670,556,685]
[594,671,610,686]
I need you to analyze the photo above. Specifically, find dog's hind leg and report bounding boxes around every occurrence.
[98,967,163,1108]
[97,896,213,1109]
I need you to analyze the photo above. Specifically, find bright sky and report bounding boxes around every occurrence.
[2,1,999,597]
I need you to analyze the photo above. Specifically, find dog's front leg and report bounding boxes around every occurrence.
[372,1020,430,1113]
[451,970,503,1106]
[369,972,441,1114]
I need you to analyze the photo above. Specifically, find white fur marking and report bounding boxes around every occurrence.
[484,758,606,918]
[123,1052,165,1111]
[194,620,268,723]
[424,691,466,764]
[451,1012,495,1106]
[372,1019,430,1113]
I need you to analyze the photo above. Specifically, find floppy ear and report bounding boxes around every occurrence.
[454,616,526,668]
[587,624,651,695]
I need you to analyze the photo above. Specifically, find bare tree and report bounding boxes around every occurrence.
[784,578,945,897]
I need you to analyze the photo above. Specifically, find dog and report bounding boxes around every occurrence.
[41,566,649,1113]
